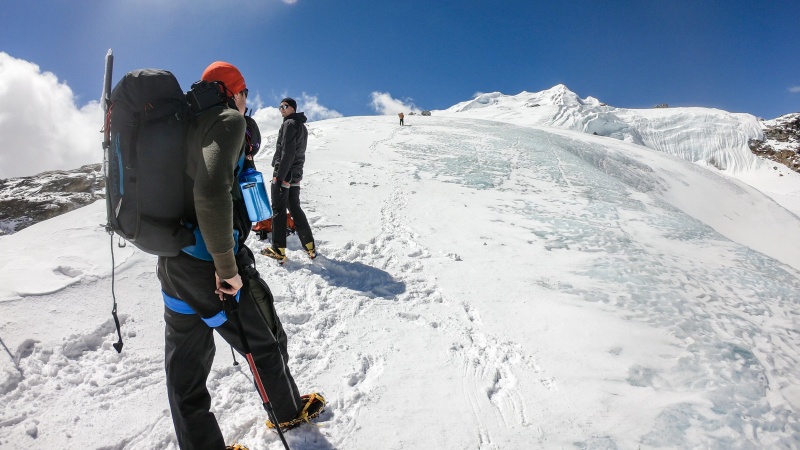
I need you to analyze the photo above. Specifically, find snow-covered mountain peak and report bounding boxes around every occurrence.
[528,83,601,107]
[447,84,600,112]
[441,86,765,174]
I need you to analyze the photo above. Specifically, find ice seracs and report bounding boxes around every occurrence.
[441,84,765,174]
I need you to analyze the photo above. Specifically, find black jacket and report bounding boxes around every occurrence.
[272,112,308,183]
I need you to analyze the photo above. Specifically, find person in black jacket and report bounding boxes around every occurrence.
[262,97,316,263]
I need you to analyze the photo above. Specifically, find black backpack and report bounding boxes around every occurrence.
[104,67,233,256]
[101,53,233,352]
[105,68,195,256]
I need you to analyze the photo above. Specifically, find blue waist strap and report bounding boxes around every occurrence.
[162,290,240,328]
[181,226,240,262]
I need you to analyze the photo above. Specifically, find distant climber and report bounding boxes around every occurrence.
[398,112,404,126]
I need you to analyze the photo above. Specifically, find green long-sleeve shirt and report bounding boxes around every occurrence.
[186,106,246,279]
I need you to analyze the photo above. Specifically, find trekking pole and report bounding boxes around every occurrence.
[230,345,239,366]
[223,295,291,450]
[101,48,124,354]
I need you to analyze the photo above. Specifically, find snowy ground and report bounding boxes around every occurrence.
[2,113,800,449]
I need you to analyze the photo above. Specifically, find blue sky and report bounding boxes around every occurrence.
[2,0,799,119]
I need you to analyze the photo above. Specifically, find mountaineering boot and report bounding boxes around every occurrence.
[226,444,249,450]
[305,242,317,260]
[262,246,287,264]
[266,393,326,431]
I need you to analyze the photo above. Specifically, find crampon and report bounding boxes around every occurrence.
[266,393,326,431]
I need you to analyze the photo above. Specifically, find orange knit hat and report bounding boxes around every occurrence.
[201,61,246,97]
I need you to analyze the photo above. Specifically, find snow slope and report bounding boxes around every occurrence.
[442,86,800,220]
[2,113,800,449]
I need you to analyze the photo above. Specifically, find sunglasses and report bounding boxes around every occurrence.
[239,88,249,98]
[279,104,291,110]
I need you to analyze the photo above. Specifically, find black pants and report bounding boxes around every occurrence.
[271,184,314,250]
[158,250,302,450]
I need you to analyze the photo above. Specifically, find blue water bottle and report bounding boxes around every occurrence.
[239,168,273,222]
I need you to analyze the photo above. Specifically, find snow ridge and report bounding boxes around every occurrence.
[442,85,765,173]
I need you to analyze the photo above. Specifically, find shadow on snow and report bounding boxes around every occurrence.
[294,256,406,299]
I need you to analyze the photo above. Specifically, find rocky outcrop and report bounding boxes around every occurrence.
[0,163,104,235]
[749,113,800,173]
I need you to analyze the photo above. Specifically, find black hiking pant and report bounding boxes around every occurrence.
[157,249,302,450]
[271,184,314,250]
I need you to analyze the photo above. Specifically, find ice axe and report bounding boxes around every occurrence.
[223,295,291,450]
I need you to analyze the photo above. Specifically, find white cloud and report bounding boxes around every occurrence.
[790,86,800,94]
[251,105,284,139]
[282,0,298,4]
[369,92,421,115]
[0,53,102,179]
[0,54,340,179]
[298,93,343,122]
[251,92,341,133]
